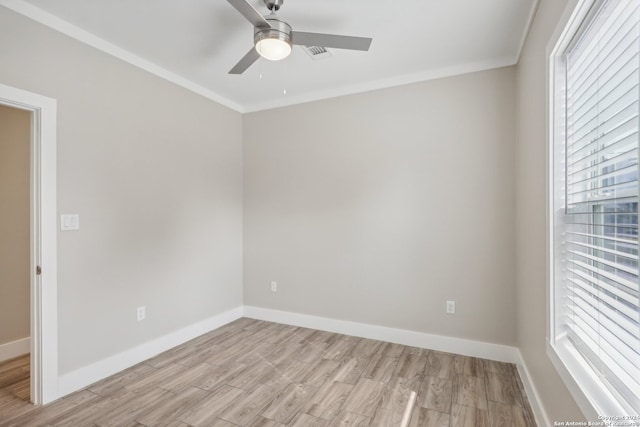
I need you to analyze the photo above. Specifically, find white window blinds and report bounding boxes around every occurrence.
[560,0,640,412]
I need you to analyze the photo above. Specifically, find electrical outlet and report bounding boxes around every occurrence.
[137,306,146,321]
[270,281,277,292]
[446,300,456,315]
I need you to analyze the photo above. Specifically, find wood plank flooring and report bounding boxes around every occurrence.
[0,319,537,426]
[0,354,30,403]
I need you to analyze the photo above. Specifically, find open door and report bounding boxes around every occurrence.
[0,83,58,404]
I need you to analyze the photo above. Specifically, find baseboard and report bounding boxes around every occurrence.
[515,351,551,427]
[0,337,30,362]
[244,306,550,422]
[58,306,243,398]
[243,305,520,363]
[55,304,549,426]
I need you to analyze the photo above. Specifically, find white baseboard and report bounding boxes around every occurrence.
[0,337,30,362]
[516,351,551,427]
[244,306,549,423]
[243,305,520,363]
[54,303,547,427]
[58,306,243,398]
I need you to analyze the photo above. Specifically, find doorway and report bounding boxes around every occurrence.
[0,104,31,402]
[0,83,58,405]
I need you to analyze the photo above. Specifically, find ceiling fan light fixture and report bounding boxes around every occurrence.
[253,17,292,61]
[255,35,291,61]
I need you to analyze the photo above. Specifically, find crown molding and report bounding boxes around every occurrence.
[242,57,517,113]
[0,0,245,113]
[1,0,529,113]
[515,0,541,63]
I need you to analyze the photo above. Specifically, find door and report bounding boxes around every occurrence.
[0,83,58,404]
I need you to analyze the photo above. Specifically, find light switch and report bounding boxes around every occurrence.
[60,214,80,231]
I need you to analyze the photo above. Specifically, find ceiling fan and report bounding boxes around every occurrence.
[226,0,373,74]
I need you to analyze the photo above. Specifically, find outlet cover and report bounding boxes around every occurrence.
[446,300,456,314]
[137,306,146,321]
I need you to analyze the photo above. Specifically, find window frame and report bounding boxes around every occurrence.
[547,0,640,418]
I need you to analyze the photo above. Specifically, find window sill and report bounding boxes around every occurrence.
[547,339,636,419]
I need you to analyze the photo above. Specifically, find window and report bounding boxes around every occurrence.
[550,0,640,416]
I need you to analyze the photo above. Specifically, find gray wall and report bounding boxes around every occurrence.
[0,104,30,347]
[0,8,243,374]
[244,67,517,346]
[515,0,583,421]
[0,3,591,420]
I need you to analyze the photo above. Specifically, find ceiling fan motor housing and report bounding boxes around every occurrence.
[254,16,292,48]
[264,0,284,11]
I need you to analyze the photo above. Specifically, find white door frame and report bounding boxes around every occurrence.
[0,83,58,405]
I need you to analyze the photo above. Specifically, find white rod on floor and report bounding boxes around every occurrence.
[400,390,417,427]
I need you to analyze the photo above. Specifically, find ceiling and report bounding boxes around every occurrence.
[2,0,538,112]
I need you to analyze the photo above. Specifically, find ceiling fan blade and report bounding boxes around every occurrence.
[227,0,271,29]
[292,31,372,51]
[229,47,260,74]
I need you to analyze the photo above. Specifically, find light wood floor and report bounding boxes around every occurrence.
[0,354,30,404]
[0,319,537,426]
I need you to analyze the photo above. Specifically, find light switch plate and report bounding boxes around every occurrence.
[60,214,80,231]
